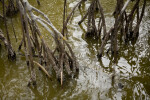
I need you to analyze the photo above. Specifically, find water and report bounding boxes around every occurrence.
[0,0,150,99]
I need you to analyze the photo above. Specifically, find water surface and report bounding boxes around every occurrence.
[0,0,150,99]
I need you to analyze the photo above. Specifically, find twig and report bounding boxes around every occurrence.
[33,61,52,80]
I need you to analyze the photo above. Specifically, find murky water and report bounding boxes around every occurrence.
[0,0,150,99]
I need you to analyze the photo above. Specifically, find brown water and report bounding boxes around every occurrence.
[0,0,150,99]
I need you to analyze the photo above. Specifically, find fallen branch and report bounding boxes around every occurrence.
[33,61,52,80]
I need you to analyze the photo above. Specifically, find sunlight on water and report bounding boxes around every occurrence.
[0,0,150,99]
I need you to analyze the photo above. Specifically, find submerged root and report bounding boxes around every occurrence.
[15,0,79,85]
[0,29,16,60]
[73,0,146,63]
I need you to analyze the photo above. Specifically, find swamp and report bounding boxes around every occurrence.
[0,0,150,99]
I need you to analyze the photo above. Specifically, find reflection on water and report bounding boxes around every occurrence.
[0,0,150,99]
